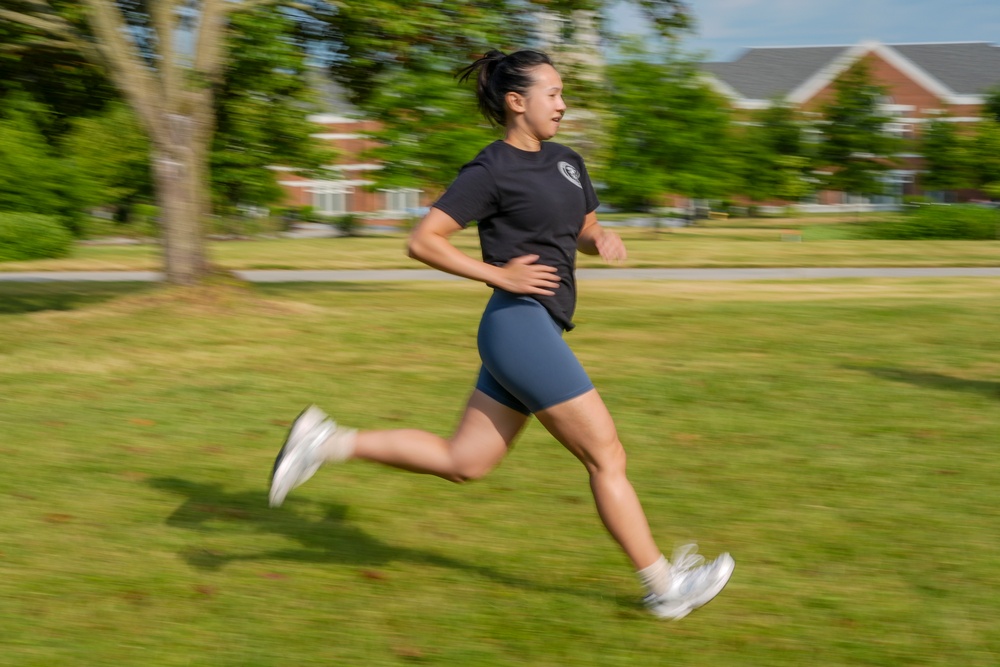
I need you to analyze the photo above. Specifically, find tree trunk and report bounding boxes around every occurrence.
[153,146,207,283]
[77,0,228,285]
[149,109,211,284]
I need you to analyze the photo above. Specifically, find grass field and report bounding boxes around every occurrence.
[2,219,999,273]
[1,277,999,666]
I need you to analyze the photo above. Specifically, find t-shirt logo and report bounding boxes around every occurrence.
[558,161,583,189]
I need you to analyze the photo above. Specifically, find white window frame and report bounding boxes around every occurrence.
[310,183,354,216]
[379,188,422,218]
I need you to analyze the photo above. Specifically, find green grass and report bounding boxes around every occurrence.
[3,220,999,273]
[2,278,999,665]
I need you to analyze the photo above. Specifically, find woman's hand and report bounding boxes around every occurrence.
[578,211,627,264]
[594,230,627,264]
[498,255,561,295]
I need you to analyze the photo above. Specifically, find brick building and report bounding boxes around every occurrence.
[702,41,1000,204]
[276,112,425,227]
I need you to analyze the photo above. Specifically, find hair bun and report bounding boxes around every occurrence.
[456,49,553,128]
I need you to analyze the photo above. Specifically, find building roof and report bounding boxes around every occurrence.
[703,41,1000,106]
[890,42,1000,96]
[702,46,850,101]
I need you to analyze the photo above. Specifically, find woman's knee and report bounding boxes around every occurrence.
[443,442,504,483]
[447,458,495,484]
[583,438,628,477]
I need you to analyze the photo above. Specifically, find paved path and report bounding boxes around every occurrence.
[1,267,1000,283]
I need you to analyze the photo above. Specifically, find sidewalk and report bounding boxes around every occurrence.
[2,267,1000,283]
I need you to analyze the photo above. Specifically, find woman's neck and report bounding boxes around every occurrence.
[503,126,543,152]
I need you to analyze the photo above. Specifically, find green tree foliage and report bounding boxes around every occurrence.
[968,119,1000,199]
[970,86,1000,199]
[982,86,1000,124]
[600,43,734,211]
[919,118,973,195]
[0,95,87,233]
[211,5,334,215]
[0,212,73,261]
[860,204,999,240]
[737,102,812,203]
[362,61,499,194]
[64,102,153,221]
[306,1,690,108]
[0,15,115,140]
[817,60,899,198]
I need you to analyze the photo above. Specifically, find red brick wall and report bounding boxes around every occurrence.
[278,117,438,226]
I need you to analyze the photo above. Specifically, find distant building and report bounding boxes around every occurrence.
[702,41,1000,203]
[276,75,427,227]
[276,113,422,225]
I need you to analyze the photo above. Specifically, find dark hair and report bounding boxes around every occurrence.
[457,49,554,127]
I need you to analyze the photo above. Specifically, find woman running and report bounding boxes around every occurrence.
[269,48,734,620]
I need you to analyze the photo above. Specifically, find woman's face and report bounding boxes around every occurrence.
[511,64,567,140]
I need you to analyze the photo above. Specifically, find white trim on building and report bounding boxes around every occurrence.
[307,114,360,124]
[279,179,374,188]
[323,163,382,172]
[311,133,365,140]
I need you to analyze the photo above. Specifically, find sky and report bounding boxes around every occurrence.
[608,0,1000,61]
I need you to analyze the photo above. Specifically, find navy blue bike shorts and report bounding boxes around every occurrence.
[475,290,594,415]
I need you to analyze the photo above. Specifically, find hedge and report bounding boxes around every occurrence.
[860,204,1000,240]
[0,212,74,262]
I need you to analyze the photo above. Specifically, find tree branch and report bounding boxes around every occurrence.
[5,0,68,19]
[152,0,180,107]
[0,7,73,38]
[0,6,105,66]
[82,0,164,145]
[193,0,229,83]
[0,38,81,52]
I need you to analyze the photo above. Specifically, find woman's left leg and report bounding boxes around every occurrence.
[352,389,529,482]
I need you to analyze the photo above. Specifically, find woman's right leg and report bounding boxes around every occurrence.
[533,389,662,570]
[352,389,529,483]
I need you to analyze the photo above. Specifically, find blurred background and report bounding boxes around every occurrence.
[1,0,998,282]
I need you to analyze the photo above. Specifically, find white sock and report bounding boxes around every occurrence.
[318,425,357,463]
[637,554,671,597]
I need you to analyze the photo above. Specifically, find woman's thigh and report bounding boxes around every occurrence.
[534,389,623,474]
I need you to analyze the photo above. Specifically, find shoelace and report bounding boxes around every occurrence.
[670,544,706,575]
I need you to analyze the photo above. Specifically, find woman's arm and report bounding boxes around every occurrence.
[577,211,627,263]
[407,207,562,296]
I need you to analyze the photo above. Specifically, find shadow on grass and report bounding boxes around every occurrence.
[849,366,1000,400]
[149,476,620,605]
[0,282,154,315]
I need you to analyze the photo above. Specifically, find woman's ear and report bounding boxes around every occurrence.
[505,91,526,114]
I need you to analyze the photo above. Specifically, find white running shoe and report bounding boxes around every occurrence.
[269,405,338,507]
[644,544,735,620]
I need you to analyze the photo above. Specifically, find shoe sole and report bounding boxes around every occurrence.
[269,406,322,507]
[271,406,312,482]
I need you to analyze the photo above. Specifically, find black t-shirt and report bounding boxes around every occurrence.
[432,140,599,331]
